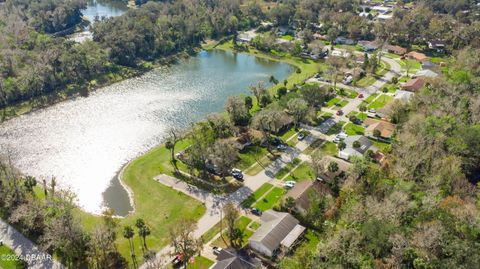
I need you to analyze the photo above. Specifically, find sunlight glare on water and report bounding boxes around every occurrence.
[0,50,292,214]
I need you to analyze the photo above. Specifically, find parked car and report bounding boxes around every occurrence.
[232,172,244,180]
[358,93,364,98]
[251,208,262,216]
[367,112,376,118]
[277,144,288,151]
[271,137,282,146]
[284,181,296,188]
[298,132,306,141]
[213,246,222,256]
[368,108,376,113]
[343,75,353,85]
[336,110,344,116]
[172,254,184,268]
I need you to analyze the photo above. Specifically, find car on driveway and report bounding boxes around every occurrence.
[336,110,343,116]
[298,132,306,141]
[358,93,364,98]
[213,246,222,256]
[251,208,262,216]
[284,181,296,188]
[277,144,288,151]
[231,168,244,180]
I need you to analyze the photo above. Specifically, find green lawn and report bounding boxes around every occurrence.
[303,139,325,155]
[274,158,302,179]
[326,122,344,135]
[375,60,391,77]
[344,123,365,135]
[0,245,27,269]
[241,183,273,208]
[249,221,261,231]
[211,216,254,248]
[285,163,316,181]
[373,140,392,152]
[356,75,377,87]
[325,97,340,107]
[280,35,295,40]
[337,100,349,107]
[368,94,393,109]
[254,187,285,211]
[357,112,368,121]
[364,93,378,104]
[104,140,207,263]
[202,219,226,243]
[187,256,214,269]
[320,141,338,156]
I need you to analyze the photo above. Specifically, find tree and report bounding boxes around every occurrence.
[327,56,346,90]
[251,108,291,147]
[327,161,339,173]
[287,98,309,129]
[338,141,346,151]
[327,27,339,47]
[135,218,150,252]
[210,140,239,177]
[269,75,278,85]
[309,150,326,180]
[405,59,416,76]
[277,86,287,97]
[207,113,232,139]
[169,218,202,269]
[165,128,180,169]
[223,202,244,249]
[244,96,253,111]
[373,129,381,138]
[225,96,249,126]
[353,140,361,148]
[249,81,268,106]
[123,226,137,268]
[300,84,327,108]
[283,196,296,213]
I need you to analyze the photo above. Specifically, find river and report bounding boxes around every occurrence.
[0,50,292,216]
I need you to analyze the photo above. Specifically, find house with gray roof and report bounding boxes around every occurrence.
[210,248,262,269]
[248,210,305,258]
[338,135,378,160]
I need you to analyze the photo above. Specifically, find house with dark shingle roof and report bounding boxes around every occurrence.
[210,248,262,269]
[248,210,305,258]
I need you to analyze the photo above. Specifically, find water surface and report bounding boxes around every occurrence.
[0,50,292,215]
[82,0,128,22]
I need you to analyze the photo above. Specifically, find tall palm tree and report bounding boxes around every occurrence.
[123,225,136,268]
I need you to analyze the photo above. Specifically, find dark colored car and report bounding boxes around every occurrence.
[251,208,262,216]
[298,133,306,141]
[336,110,343,116]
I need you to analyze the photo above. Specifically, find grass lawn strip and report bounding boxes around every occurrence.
[253,187,285,211]
[241,183,274,208]
[368,94,393,109]
[285,162,316,181]
[344,123,365,135]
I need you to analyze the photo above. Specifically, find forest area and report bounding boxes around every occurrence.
[0,0,479,268]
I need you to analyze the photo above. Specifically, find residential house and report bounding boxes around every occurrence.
[413,69,439,79]
[338,135,378,160]
[335,36,356,45]
[363,118,396,140]
[401,77,425,92]
[358,40,379,52]
[383,44,407,55]
[394,90,414,104]
[284,180,330,213]
[237,30,258,43]
[316,156,351,182]
[248,210,305,258]
[428,40,446,53]
[406,51,428,62]
[210,248,262,269]
[421,60,435,70]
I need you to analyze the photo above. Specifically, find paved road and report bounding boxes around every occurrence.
[0,220,64,269]
[139,55,402,269]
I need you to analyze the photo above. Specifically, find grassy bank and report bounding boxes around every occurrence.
[76,140,206,266]
[214,40,328,95]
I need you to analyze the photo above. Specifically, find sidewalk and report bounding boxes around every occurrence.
[0,220,64,269]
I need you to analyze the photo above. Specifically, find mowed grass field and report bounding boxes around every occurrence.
[77,140,206,266]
